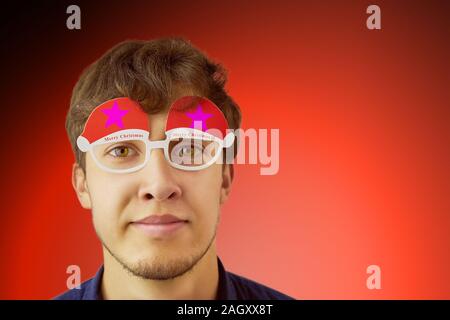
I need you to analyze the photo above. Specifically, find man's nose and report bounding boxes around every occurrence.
[137,148,182,201]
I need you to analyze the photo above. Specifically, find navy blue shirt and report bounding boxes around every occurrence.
[54,257,294,300]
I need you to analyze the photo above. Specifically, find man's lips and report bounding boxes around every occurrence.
[133,214,188,225]
[131,214,189,237]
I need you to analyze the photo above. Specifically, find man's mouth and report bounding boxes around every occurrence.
[134,214,188,224]
[131,214,189,237]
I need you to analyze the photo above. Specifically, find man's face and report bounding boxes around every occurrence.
[74,110,232,280]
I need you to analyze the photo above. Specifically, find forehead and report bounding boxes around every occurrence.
[147,112,168,140]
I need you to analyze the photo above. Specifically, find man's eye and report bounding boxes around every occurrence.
[178,144,203,156]
[108,146,136,158]
[180,146,193,155]
[177,146,190,157]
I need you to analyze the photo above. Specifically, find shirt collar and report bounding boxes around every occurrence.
[216,256,237,299]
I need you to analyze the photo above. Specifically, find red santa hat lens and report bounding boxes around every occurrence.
[77,96,234,173]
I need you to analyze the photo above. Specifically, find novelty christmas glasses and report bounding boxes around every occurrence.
[76,96,235,173]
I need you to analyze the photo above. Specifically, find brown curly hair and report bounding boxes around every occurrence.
[65,37,241,172]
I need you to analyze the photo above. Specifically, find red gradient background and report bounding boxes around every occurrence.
[1,0,449,299]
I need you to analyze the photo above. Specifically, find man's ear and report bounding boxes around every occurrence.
[72,163,92,209]
[220,164,234,205]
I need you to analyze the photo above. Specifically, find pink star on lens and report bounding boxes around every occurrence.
[186,105,213,131]
[102,101,129,128]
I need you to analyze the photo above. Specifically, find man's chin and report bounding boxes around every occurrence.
[121,255,198,280]
[125,243,190,261]
[100,228,217,280]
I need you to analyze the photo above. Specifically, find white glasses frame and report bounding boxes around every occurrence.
[77,128,235,174]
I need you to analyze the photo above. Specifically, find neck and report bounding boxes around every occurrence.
[100,243,219,300]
